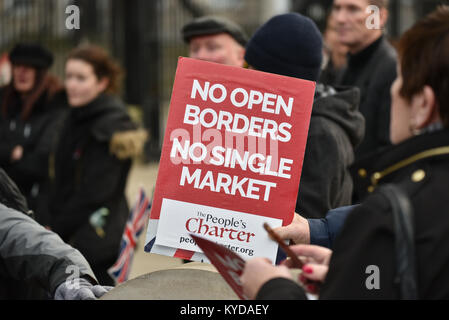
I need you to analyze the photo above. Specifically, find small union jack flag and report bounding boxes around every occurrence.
[108,187,151,284]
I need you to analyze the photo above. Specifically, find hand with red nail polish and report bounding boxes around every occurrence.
[280,244,331,294]
[303,266,314,274]
[301,263,329,285]
[282,244,332,286]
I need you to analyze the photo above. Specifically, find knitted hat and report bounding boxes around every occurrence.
[9,42,54,69]
[244,13,323,82]
[182,16,248,47]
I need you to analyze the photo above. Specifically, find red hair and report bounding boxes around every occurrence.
[1,69,62,121]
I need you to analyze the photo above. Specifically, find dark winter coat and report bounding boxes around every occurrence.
[295,84,364,218]
[257,129,449,299]
[47,93,146,284]
[337,35,397,160]
[0,88,67,211]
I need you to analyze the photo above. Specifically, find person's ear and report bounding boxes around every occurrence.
[410,85,439,130]
[237,47,246,68]
[97,77,110,93]
[380,7,388,29]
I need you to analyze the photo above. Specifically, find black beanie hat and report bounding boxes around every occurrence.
[9,42,54,69]
[182,16,248,47]
[244,13,323,82]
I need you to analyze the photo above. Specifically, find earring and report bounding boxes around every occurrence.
[409,123,421,136]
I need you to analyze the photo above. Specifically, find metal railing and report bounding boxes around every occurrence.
[1,0,446,158]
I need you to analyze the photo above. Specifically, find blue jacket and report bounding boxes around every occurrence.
[275,205,358,264]
[308,205,359,248]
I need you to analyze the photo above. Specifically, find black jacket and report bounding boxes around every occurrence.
[47,93,144,282]
[296,84,364,218]
[258,129,449,299]
[338,36,397,160]
[0,87,67,211]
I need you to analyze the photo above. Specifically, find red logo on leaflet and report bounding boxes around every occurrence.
[185,212,255,243]
[190,234,248,300]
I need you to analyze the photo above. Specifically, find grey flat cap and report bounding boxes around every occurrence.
[182,16,248,47]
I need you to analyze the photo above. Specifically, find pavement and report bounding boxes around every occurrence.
[124,161,183,280]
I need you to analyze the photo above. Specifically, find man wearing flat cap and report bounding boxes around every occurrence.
[182,16,248,67]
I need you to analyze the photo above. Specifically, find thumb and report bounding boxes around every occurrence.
[77,287,97,300]
[91,285,113,298]
[272,224,296,242]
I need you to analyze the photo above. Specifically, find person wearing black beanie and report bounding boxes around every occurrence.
[245,13,323,82]
[0,42,66,216]
[245,13,365,221]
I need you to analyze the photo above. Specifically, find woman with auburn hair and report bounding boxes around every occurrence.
[46,45,147,285]
[241,6,449,299]
[0,43,66,213]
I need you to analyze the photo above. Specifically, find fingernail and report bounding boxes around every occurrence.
[307,284,316,292]
[303,266,313,274]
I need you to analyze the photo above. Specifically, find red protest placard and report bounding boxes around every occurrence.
[145,57,315,262]
[190,234,248,300]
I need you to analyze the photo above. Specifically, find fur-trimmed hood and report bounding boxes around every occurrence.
[69,93,149,160]
[109,128,148,160]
